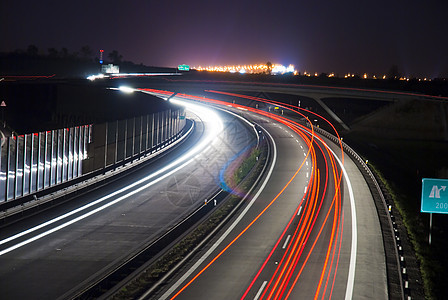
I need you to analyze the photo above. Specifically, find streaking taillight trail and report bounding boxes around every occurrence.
[138,88,356,300]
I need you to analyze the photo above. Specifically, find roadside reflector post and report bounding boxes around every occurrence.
[429,213,432,246]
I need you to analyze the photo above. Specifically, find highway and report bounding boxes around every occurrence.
[0,84,390,299]
[144,92,388,300]
[0,98,256,299]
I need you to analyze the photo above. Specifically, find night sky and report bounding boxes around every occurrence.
[1,0,448,78]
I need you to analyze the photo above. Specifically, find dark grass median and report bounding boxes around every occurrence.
[346,135,447,299]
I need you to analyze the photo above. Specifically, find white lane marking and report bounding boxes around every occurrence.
[303,152,306,156]
[304,186,307,194]
[297,206,302,216]
[282,234,291,249]
[157,126,278,300]
[254,281,268,300]
[306,172,309,178]
[306,161,308,166]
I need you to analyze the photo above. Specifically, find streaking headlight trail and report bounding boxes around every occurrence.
[0,97,223,256]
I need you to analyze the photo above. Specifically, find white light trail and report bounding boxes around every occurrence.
[0,98,223,256]
[156,125,277,300]
[118,86,135,93]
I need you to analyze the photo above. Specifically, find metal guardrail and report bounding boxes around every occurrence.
[310,125,407,300]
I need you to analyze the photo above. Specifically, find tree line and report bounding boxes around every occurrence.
[3,45,125,64]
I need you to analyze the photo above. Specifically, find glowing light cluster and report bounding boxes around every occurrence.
[271,64,295,75]
[193,64,297,75]
[86,72,180,81]
[87,73,105,81]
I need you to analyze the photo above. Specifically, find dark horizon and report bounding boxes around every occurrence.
[1,1,448,78]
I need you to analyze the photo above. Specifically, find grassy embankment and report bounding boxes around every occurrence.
[348,136,448,299]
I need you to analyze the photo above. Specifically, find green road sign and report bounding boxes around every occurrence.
[421,178,448,213]
[178,64,190,71]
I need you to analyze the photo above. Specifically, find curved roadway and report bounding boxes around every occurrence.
[148,92,388,300]
[0,85,390,300]
[0,99,256,299]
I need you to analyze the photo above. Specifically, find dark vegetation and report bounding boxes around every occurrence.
[0,45,175,78]
[345,121,448,299]
[178,71,448,98]
[1,45,447,98]
[294,93,448,299]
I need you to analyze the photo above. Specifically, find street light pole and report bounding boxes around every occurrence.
[1,100,6,127]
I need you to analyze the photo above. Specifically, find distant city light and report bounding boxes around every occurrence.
[189,64,433,81]
[192,63,297,75]
[87,65,435,82]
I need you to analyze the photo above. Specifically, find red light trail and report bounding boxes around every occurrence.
[142,88,347,299]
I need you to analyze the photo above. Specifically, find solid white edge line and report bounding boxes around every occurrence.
[254,281,268,300]
[301,127,357,299]
[334,152,357,300]
[321,142,357,300]
[158,125,278,300]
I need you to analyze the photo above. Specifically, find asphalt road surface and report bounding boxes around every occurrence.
[0,88,389,300]
[0,100,256,299]
[149,93,387,300]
